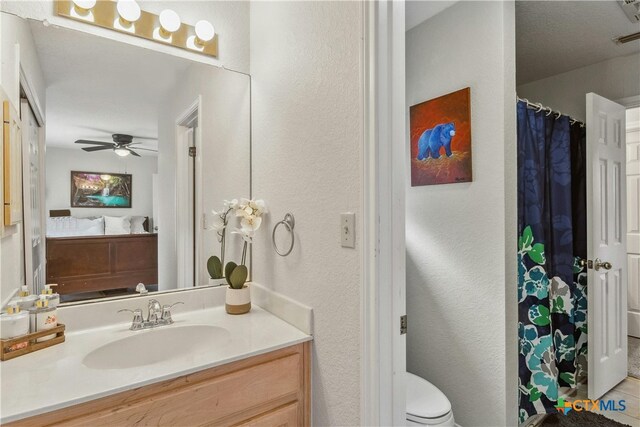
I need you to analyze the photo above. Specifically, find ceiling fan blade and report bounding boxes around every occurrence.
[75,140,114,146]
[130,136,158,141]
[130,147,158,152]
[127,148,141,157]
[82,146,114,152]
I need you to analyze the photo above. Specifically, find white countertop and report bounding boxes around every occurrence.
[0,305,311,423]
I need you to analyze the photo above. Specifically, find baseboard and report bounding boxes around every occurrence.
[250,282,313,335]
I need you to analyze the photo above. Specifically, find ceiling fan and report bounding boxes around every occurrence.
[75,133,157,157]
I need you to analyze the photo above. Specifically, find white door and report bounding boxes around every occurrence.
[626,107,640,338]
[20,100,45,293]
[586,93,628,400]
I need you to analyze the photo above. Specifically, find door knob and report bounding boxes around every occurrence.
[593,258,612,271]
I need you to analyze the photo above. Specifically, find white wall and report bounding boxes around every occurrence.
[45,147,157,218]
[518,53,640,122]
[0,12,45,306]
[157,62,250,291]
[0,12,46,112]
[250,2,363,425]
[1,1,250,74]
[406,2,517,426]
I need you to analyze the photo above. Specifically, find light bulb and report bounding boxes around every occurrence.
[72,0,96,11]
[194,20,215,46]
[117,0,141,25]
[114,148,130,157]
[159,9,181,36]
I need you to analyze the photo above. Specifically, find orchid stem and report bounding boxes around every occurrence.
[241,242,248,265]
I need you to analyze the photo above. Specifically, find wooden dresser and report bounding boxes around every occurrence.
[9,342,311,426]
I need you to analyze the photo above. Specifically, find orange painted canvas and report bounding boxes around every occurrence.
[410,87,472,186]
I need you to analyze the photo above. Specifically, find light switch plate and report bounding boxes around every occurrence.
[341,212,355,248]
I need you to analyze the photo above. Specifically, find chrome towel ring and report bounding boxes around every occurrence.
[272,213,295,257]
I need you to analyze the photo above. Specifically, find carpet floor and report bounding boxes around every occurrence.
[541,410,631,427]
[630,336,640,380]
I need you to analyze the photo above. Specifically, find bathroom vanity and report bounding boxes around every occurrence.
[8,343,310,426]
[0,297,312,426]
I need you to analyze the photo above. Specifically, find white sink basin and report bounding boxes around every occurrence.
[83,325,231,370]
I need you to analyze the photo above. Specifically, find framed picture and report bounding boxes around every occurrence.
[70,171,132,208]
[409,87,472,186]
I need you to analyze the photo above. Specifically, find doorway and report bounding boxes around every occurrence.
[175,99,202,289]
[516,1,640,424]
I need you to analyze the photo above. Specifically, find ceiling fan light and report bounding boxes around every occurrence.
[117,0,141,25]
[114,148,130,157]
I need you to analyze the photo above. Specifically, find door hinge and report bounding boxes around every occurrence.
[188,147,196,157]
[400,315,407,335]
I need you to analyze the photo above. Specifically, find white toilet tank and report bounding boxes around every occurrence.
[406,373,455,426]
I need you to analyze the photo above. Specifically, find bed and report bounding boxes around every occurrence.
[45,213,158,296]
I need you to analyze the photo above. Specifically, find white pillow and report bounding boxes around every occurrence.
[130,216,147,234]
[104,216,131,235]
[76,217,105,236]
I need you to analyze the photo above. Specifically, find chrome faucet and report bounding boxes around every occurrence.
[119,300,184,330]
[147,299,162,324]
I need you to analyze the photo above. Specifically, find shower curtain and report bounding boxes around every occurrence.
[517,101,587,422]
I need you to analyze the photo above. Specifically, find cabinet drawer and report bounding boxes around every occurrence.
[63,353,301,426]
[236,402,299,427]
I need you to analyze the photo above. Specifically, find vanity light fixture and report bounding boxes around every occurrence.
[72,0,96,14]
[159,9,181,38]
[56,1,218,58]
[194,20,215,46]
[114,148,130,157]
[116,0,141,26]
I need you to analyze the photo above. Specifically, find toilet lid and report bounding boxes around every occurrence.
[406,373,452,419]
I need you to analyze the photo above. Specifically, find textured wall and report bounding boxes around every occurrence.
[250,2,363,425]
[1,1,250,74]
[45,147,157,218]
[518,53,640,122]
[406,2,517,425]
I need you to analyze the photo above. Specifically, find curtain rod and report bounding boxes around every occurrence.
[517,96,585,128]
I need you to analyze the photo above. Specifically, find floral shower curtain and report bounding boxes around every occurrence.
[517,101,588,423]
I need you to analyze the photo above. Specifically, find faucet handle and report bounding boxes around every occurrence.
[118,308,144,330]
[160,302,184,324]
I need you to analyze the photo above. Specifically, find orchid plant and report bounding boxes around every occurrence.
[205,199,238,280]
[207,198,267,289]
[225,198,266,289]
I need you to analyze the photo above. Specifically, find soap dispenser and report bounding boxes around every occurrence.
[0,303,30,340]
[28,296,58,342]
[41,284,60,308]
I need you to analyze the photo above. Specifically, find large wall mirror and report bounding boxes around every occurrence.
[2,13,251,304]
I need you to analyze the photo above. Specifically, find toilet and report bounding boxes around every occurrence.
[406,373,455,426]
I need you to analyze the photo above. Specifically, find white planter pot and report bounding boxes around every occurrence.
[225,285,251,315]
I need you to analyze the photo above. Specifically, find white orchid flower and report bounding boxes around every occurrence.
[236,205,254,218]
[240,215,262,232]
[250,199,267,216]
[231,227,254,243]
[223,199,239,209]
[207,210,226,231]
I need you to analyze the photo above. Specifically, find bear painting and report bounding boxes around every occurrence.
[410,88,472,186]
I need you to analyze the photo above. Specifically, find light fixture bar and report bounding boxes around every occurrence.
[614,31,640,44]
[56,0,218,58]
